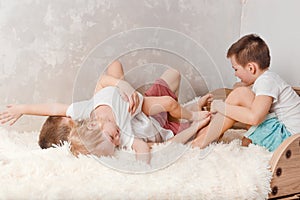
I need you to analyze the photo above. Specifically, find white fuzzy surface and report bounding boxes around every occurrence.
[0,127,272,200]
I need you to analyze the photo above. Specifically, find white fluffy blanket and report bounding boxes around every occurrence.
[0,128,272,199]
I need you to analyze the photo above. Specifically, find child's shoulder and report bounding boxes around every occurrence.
[260,70,278,77]
[253,70,287,93]
[256,70,283,83]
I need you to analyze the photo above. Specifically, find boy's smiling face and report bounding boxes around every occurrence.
[230,56,255,86]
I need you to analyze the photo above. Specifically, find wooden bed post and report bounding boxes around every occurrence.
[268,87,300,199]
[268,134,300,199]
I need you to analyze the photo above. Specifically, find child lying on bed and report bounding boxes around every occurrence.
[192,34,300,152]
[67,64,211,163]
[0,61,212,163]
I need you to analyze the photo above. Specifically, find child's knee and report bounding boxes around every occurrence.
[166,68,180,80]
[226,87,253,105]
[160,68,181,92]
[110,60,122,68]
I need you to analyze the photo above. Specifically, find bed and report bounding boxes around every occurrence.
[0,127,273,199]
[212,87,300,199]
[0,88,299,199]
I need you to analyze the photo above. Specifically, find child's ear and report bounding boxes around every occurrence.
[247,62,257,74]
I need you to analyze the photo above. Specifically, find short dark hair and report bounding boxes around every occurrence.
[39,116,71,149]
[227,34,270,69]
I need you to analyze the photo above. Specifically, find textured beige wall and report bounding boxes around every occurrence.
[0,0,241,131]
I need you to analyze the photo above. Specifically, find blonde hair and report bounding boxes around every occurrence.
[68,119,115,157]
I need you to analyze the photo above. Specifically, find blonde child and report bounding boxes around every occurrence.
[0,61,211,163]
[192,34,300,152]
[66,64,211,163]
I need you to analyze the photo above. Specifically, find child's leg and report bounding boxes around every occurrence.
[142,68,181,118]
[192,86,255,148]
[105,60,124,79]
[144,68,210,134]
[143,68,181,118]
[142,96,210,121]
[159,68,181,97]
[142,96,187,119]
[94,61,124,94]
[144,68,181,100]
[159,68,213,111]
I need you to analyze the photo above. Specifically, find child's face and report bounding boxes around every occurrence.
[230,56,254,85]
[91,120,120,157]
[100,120,120,147]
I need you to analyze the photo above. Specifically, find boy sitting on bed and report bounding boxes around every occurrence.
[192,34,300,152]
[0,61,212,162]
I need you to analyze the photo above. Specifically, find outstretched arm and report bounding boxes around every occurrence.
[1,61,124,126]
[0,103,69,126]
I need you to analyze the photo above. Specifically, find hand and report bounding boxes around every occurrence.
[191,110,211,121]
[198,93,213,109]
[210,100,226,115]
[127,91,140,115]
[119,91,140,115]
[118,81,140,115]
[191,115,211,131]
[0,104,24,125]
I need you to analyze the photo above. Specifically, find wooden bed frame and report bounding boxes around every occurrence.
[210,87,300,199]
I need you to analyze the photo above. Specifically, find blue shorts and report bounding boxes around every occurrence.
[244,113,292,152]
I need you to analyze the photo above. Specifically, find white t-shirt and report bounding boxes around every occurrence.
[66,86,174,149]
[253,70,300,134]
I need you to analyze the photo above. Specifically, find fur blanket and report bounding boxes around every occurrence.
[0,128,272,199]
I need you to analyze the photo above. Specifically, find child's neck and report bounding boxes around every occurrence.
[256,67,269,78]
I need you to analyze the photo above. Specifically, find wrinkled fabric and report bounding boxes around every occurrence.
[144,78,190,135]
[245,113,291,152]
